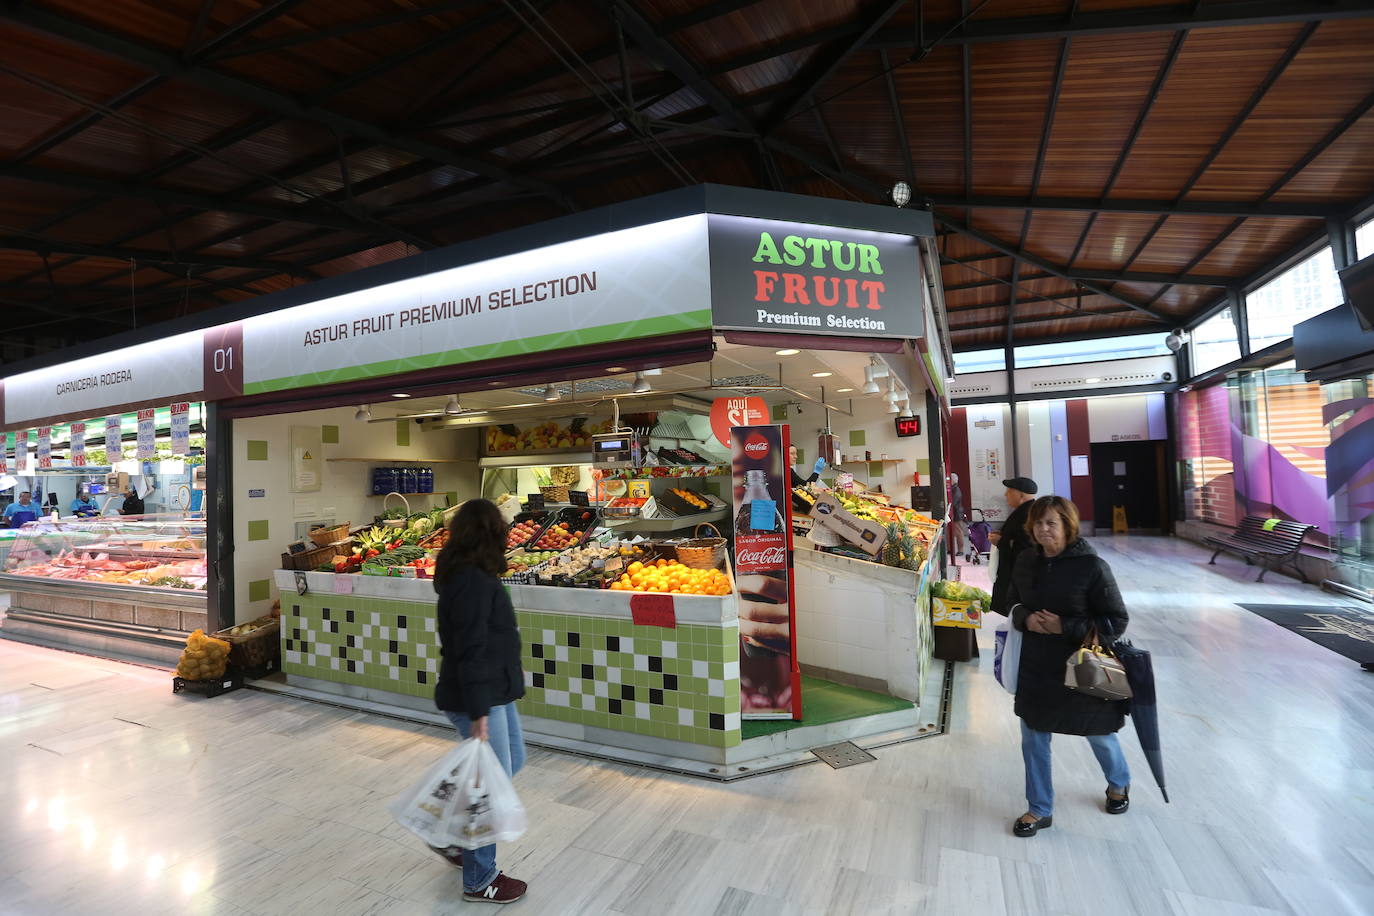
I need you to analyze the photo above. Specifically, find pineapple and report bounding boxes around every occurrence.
[883,523,903,567]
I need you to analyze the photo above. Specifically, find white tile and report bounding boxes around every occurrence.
[414,643,425,658]
[363,650,373,663]
[724,712,741,732]
[634,654,649,671]
[693,659,709,678]
[621,637,634,653]
[569,679,582,694]
[546,689,568,707]
[608,667,621,683]
[722,661,739,681]
[708,679,725,698]
[363,624,374,637]
[543,629,555,644]
[555,645,569,662]
[662,641,678,658]
[635,702,652,720]
[593,649,608,666]
[594,681,609,698]
[370,612,380,625]
[679,708,694,727]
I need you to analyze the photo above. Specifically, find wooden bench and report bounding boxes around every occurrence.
[1204,516,1316,583]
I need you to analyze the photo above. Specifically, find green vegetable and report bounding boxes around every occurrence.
[380,507,407,520]
[147,576,194,589]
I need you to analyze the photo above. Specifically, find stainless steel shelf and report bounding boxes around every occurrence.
[602,507,729,533]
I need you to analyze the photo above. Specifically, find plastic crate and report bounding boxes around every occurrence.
[172,671,244,697]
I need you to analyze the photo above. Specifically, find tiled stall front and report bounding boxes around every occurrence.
[274,572,741,748]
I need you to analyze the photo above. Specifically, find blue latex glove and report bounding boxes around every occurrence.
[813,457,827,475]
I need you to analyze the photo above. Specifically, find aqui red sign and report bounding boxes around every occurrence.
[709,395,767,446]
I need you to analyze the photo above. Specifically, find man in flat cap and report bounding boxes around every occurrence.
[989,476,1037,616]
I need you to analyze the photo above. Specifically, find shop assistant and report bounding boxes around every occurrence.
[70,486,101,518]
[4,491,40,528]
[119,486,145,516]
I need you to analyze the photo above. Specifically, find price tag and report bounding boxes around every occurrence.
[137,408,157,459]
[70,423,86,467]
[333,575,354,594]
[604,557,624,575]
[630,594,676,629]
[749,498,777,531]
[170,402,191,455]
[526,493,545,510]
[569,490,590,507]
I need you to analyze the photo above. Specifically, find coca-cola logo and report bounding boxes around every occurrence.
[743,432,770,460]
[736,545,786,565]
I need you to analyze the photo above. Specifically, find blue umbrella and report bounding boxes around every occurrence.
[1102,619,1168,803]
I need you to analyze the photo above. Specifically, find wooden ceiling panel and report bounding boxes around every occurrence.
[969,38,1062,196]
[1067,213,1168,269]
[1271,115,1374,202]
[899,45,968,195]
[1190,218,1315,276]
[1017,211,1094,265]
[1126,215,1249,272]
[1036,32,1179,197]
[1110,24,1308,198]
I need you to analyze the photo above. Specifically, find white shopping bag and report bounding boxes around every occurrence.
[986,543,999,584]
[390,738,528,849]
[992,617,1021,695]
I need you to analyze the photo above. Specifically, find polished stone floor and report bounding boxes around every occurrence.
[2,535,1372,915]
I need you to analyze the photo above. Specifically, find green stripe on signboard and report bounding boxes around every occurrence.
[242,310,712,395]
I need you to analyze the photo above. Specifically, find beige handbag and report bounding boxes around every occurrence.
[1065,628,1133,701]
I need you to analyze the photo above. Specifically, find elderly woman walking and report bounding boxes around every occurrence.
[1006,495,1131,837]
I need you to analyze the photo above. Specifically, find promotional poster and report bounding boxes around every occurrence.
[730,423,802,720]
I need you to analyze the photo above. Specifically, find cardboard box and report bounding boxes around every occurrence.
[932,596,982,629]
[809,492,886,557]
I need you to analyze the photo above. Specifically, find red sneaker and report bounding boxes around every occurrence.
[463,873,527,904]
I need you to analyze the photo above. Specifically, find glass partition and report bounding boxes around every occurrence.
[1245,248,1344,353]
[1190,309,1241,377]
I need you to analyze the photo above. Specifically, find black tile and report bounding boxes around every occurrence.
[322,608,331,621]
[346,660,356,673]
[346,635,356,648]
[293,628,301,640]
[648,656,662,673]
[329,621,339,633]
[663,674,678,691]
[709,713,725,730]
[292,605,300,616]
[398,654,409,668]
[300,641,310,653]
[285,639,294,651]
[649,688,663,705]
[581,663,594,680]
[620,684,635,701]
[532,672,545,688]
[567,632,580,648]
[397,615,408,630]
[337,646,347,659]
[345,609,355,624]
[531,643,543,659]
[608,698,622,715]
[417,670,427,684]
[606,636,619,651]
[389,639,399,654]
[543,659,556,675]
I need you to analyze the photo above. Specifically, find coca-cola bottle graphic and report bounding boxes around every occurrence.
[736,470,784,537]
[735,468,788,658]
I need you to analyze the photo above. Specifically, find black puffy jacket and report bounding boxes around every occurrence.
[435,566,525,720]
[990,499,1033,616]
[1008,538,1129,736]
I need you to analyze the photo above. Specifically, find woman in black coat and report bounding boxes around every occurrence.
[428,499,528,904]
[1007,495,1131,838]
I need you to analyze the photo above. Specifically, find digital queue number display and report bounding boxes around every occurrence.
[893,416,921,438]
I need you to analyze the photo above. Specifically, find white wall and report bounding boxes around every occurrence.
[778,394,930,498]
[231,407,479,623]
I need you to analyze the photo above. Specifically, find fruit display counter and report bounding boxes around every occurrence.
[272,567,746,761]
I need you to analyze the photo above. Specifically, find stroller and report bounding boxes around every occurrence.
[965,508,992,565]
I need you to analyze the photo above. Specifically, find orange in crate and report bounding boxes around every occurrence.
[608,558,733,596]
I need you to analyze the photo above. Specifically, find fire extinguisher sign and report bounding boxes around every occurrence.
[730,423,802,721]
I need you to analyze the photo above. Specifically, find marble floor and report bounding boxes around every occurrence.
[2,535,1373,916]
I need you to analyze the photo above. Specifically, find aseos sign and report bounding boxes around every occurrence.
[709,214,924,339]
[709,396,767,447]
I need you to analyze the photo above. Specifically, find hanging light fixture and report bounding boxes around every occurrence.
[888,398,901,414]
[631,371,651,394]
[898,397,912,417]
[861,364,880,394]
[354,405,371,422]
[884,376,899,404]
[542,383,561,402]
[891,181,912,208]
[443,395,462,416]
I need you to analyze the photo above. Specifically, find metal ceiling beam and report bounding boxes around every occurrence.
[942,267,1235,290]
[4,5,572,210]
[880,48,916,188]
[762,0,907,129]
[951,307,1147,333]
[0,236,306,274]
[935,214,1171,322]
[2,163,420,240]
[865,1,1374,46]
[946,290,1117,314]
[928,194,1331,219]
[1118,23,1317,274]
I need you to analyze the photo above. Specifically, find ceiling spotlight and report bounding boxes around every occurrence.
[775,348,800,356]
[898,398,911,417]
[891,181,912,208]
[811,371,832,378]
[887,398,901,414]
[444,395,462,416]
[861,365,880,394]
[836,387,854,393]
[354,405,371,422]
[631,371,651,394]
[391,393,410,398]
[605,366,627,373]
[542,383,561,402]
[885,377,899,404]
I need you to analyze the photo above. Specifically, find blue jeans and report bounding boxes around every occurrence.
[1020,720,1130,818]
[443,704,526,893]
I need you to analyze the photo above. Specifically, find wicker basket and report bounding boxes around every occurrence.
[539,484,570,503]
[308,522,352,547]
[381,492,411,528]
[281,543,336,570]
[675,523,728,569]
[212,617,281,670]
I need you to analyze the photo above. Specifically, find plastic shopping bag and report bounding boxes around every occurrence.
[389,738,527,849]
[993,617,1021,695]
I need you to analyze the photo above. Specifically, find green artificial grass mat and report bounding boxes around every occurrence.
[741,675,913,739]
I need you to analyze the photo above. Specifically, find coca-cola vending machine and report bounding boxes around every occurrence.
[730,424,802,720]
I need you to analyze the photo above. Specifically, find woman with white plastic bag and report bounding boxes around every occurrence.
[397,498,529,905]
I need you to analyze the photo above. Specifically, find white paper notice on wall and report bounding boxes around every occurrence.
[1070,455,1089,477]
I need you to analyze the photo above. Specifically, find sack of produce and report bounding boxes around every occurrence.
[175,629,232,681]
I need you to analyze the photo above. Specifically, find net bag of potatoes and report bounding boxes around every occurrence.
[175,629,233,681]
